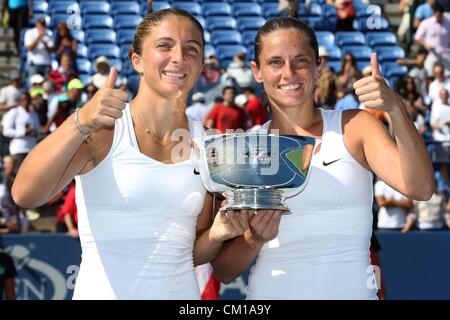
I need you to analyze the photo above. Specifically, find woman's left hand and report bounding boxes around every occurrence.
[353,53,404,113]
[208,209,250,243]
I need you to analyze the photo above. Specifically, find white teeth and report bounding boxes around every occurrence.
[163,71,186,79]
[280,83,301,90]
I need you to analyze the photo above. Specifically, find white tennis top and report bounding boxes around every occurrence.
[73,104,207,299]
[246,109,378,300]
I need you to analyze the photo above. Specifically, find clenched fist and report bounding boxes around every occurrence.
[77,67,129,133]
[353,53,404,112]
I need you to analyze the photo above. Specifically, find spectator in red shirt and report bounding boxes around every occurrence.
[47,53,79,91]
[205,86,249,133]
[242,87,269,126]
[61,182,78,239]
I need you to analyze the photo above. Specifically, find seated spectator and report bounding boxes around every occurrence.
[54,22,77,61]
[223,52,254,88]
[0,71,21,113]
[397,47,429,93]
[0,155,22,234]
[29,73,45,92]
[24,18,54,76]
[326,0,355,31]
[403,184,450,232]
[2,92,40,169]
[430,89,450,180]
[30,87,48,128]
[205,86,249,133]
[198,54,222,89]
[47,53,79,91]
[428,63,450,104]
[414,4,450,77]
[315,65,337,110]
[279,0,299,18]
[0,251,17,300]
[186,92,209,124]
[375,179,413,230]
[337,53,361,99]
[91,56,126,89]
[242,87,269,126]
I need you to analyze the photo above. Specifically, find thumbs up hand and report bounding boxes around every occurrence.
[353,53,403,112]
[76,67,129,133]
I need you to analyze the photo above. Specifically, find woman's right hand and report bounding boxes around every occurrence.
[244,210,283,248]
[77,67,129,133]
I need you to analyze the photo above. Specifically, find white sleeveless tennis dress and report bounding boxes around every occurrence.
[246,109,378,300]
[73,104,207,299]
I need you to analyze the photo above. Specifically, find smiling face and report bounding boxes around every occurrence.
[251,29,321,110]
[131,16,204,100]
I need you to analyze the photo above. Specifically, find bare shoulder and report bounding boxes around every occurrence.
[79,125,115,174]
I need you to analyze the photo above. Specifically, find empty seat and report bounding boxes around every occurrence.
[50,13,68,28]
[80,1,110,15]
[85,29,117,44]
[232,3,262,17]
[120,44,131,60]
[374,46,405,62]
[366,32,396,47]
[83,15,113,29]
[172,2,202,16]
[150,1,171,12]
[298,2,322,16]
[342,45,372,61]
[216,44,247,61]
[262,3,279,18]
[88,44,120,59]
[237,17,265,31]
[49,1,79,14]
[79,74,92,85]
[335,32,366,46]
[70,29,85,43]
[381,62,408,78]
[76,58,92,74]
[206,16,237,31]
[111,1,141,15]
[316,31,335,48]
[114,15,143,30]
[242,30,258,46]
[204,31,211,44]
[326,46,342,61]
[203,3,232,17]
[77,43,88,58]
[33,1,48,13]
[205,44,216,57]
[354,17,389,32]
[211,30,242,45]
[326,61,341,74]
[117,29,135,45]
[194,16,206,29]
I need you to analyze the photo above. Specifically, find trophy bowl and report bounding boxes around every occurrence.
[194,133,315,212]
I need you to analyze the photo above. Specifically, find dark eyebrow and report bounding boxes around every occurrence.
[154,37,174,43]
[154,37,202,48]
[186,39,202,48]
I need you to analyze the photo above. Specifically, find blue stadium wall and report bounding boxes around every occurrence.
[1,231,449,300]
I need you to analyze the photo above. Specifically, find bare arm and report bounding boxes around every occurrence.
[353,53,434,200]
[12,68,128,208]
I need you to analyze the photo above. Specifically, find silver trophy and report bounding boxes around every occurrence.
[194,133,315,212]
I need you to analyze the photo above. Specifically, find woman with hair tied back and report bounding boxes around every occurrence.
[11,9,249,299]
[211,17,434,300]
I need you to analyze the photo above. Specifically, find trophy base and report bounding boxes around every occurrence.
[221,189,289,212]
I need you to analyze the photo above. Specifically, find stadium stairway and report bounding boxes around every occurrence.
[0,27,20,86]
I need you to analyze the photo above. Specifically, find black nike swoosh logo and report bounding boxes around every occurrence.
[193,168,200,175]
[323,158,342,166]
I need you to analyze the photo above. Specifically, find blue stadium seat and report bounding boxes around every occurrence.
[29,14,51,27]
[381,63,408,78]
[366,32,396,47]
[77,43,88,58]
[327,61,341,74]
[76,58,92,74]
[342,45,372,62]
[323,3,337,17]
[111,1,141,15]
[204,31,211,43]
[246,45,255,61]
[228,0,259,2]
[122,60,135,76]
[172,2,202,16]
[114,15,143,30]
[97,58,122,73]
[117,30,135,45]
[356,61,370,72]
[85,29,117,44]
[211,30,242,46]
[88,44,120,60]
[150,1,171,12]
[80,1,110,15]
[236,17,265,31]
[206,17,237,31]
[120,44,131,60]
[316,31,335,48]
[194,16,206,29]
[354,17,389,32]
[83,15,114,29]
[374,46,405,62]
[79,74,92,85]
[202,3,232,17]
[232,3,262,17]
[50,13,69,28]
[49,1,79,14]
[298,2,322,16]
[356,4,381,18]
[300,16,329,31]
[242,30,258,46]
[33,1,48,13]
[262,3,279,18]
[335,32,366,46]
[70,29,85,43]
[326,46,342,61]
[216,45,247,61]
[204,44,216,57]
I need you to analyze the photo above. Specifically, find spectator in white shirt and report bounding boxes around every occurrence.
[223,52,255,88]
[0,72,21,113]
[185,92,209,125]
[430,89,450,179]
[428,63,450,104]
[2,92,40,169]
[375,179,413,230]
[24,18,54,77]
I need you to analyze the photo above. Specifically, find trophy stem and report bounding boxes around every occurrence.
[221,189,288,211]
